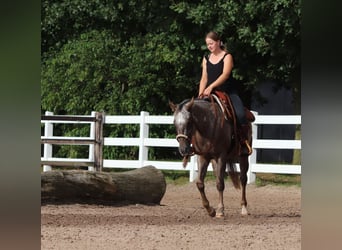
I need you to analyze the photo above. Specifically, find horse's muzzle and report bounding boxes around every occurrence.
[179,146,193,157]
[176,134,194,156]
[177,140,193,156]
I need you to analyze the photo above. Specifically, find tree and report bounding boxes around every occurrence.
[41,29,198,159]
[42,0,301,113]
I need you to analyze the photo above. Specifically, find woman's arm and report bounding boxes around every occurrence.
[198,57,208,97]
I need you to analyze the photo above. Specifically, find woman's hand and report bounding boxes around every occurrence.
[203,85,214,96]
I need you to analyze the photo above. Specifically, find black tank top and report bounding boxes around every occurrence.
[205,53,237,94]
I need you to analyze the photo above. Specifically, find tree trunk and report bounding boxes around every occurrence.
[41,166,166,205]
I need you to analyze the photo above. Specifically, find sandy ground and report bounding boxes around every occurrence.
[41,181,301,250]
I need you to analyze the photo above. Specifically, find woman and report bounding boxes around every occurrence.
[198,31,251,155]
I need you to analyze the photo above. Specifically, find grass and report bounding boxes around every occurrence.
[162,170,220,185]
[162,170,192,185]
[162,170,301,187]
[255,173,301,187]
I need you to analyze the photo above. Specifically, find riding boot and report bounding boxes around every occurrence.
[238,124,252,156]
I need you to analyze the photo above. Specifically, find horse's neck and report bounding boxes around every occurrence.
[194,100,220,117]
[192,102,222,130]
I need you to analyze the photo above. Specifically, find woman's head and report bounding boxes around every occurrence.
[206,31,221,42]
[205,31,226,53]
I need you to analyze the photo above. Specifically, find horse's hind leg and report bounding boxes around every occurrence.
[196,156,216,217]
[239,156,249,215]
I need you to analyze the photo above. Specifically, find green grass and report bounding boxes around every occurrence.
[162,171,301,187]
[162,170,220,185]
[162,170,191,185]
[255,173,301,187]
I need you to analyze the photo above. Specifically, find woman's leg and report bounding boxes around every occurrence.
[229,93,252,155]
[228,93,246,125]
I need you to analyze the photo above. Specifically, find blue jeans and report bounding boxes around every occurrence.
[228,93,247,125]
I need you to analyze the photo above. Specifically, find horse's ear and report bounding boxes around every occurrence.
[169,100,177,112]
[184,97,195,111]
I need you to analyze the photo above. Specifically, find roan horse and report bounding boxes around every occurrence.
[169,97,253,217]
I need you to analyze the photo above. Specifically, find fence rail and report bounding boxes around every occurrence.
[41,111,301,183]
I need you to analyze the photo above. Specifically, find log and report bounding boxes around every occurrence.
[41,166,166,205]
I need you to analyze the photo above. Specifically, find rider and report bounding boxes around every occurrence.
[198,31,251,155]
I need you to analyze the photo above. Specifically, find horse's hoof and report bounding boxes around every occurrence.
[208,208,216,217]
[241,206,248,216]
[215,212,224,218]
[216,207,224,218]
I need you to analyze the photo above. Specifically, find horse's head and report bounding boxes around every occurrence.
[169,98,195,157]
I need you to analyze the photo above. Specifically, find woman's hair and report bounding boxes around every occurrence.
[205,31,227,51]
[205,31,221,42]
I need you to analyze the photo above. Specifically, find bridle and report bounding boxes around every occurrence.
[173,99,196,160]
[176,133,190,142]
[175,133,195,156]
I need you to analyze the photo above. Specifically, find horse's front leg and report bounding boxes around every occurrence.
[239,155,249,215]
[215,158,226,218]
[196,155,216,217]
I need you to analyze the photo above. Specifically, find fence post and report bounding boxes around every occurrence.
[189,155,198,182]
[88,111,96,171]
[94,112,104,171]
[247,111,258,184]
[43,111,53,172]
[139,111,149,167]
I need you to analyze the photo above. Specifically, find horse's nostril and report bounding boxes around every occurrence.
[179,144,191,156]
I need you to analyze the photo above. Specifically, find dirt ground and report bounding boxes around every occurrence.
[41,181,301,250]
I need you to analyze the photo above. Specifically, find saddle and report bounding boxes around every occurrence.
[211,91,255,157]
[211,90,255,123]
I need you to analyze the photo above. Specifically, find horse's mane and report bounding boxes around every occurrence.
[178,98,191,110]
[178,98,210,111]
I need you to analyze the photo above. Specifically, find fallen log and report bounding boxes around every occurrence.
[41,165,166,205]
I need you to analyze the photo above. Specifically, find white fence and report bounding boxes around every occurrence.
[41,111,301,184]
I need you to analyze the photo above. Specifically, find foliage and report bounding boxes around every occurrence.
[41,29,198,115]
[42,30,119,114]
[170,0,301,98]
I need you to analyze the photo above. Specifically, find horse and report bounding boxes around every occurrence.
[169,97,253,217]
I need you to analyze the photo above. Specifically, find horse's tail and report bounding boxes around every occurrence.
[227,163,241,190]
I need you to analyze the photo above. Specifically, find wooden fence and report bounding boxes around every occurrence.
[41,111,104,171]
[41,111,301,183]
